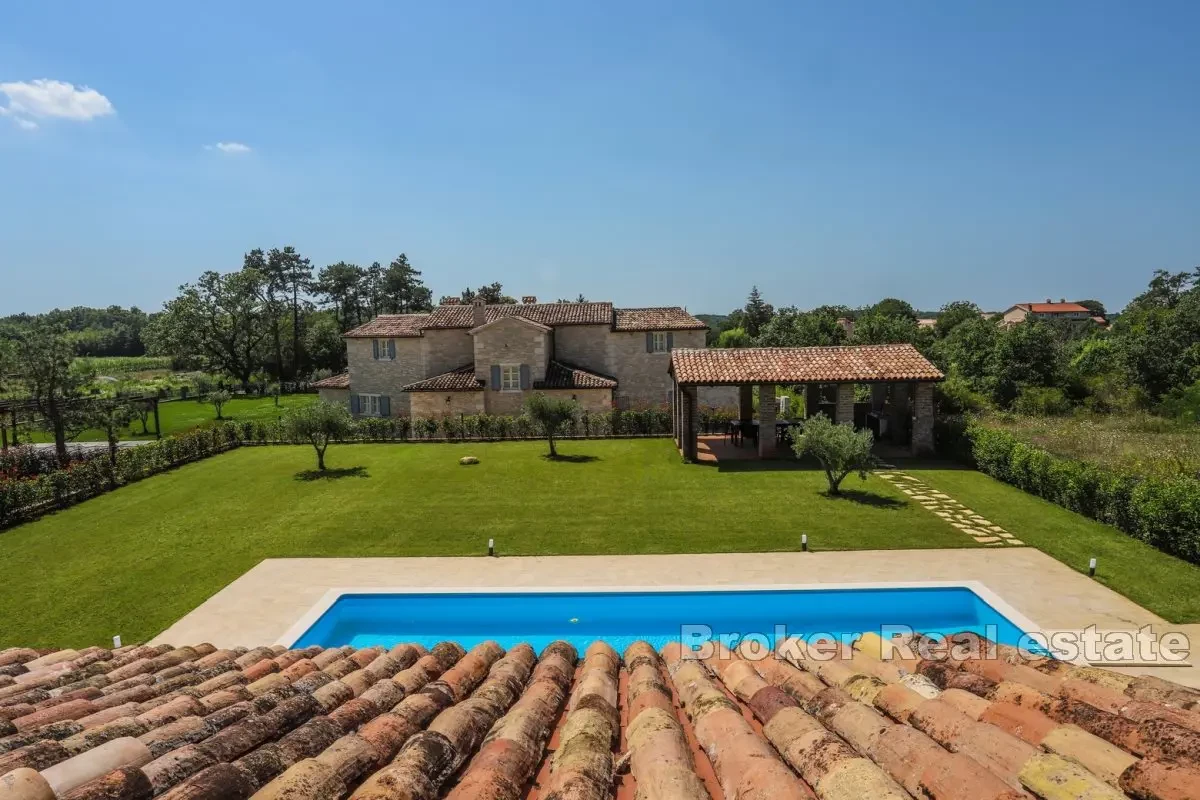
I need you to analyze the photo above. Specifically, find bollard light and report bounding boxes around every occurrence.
[1088,557,1097,577]
[113,635,122,648]
[801,534,808,552]
[488,538,495,557]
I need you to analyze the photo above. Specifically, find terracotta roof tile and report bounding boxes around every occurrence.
[613,307,707,331]
[343,315,429,338]
[311,372,349,389]
[423,302,614,329]
[0,634,1194,799]
[1024,302,1091,313]
[401,365,483,393]
[670,344,944,385]
[534,361,617,390]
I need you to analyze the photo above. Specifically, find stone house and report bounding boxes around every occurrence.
[1001,300,1104,326]
[314,297,737,417]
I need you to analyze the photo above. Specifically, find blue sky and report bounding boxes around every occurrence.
[2,1,1197,316]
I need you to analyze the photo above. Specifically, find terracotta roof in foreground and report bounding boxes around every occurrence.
[534,361,618,390]
[342,314,429,338]
[613,307,708,331]
[401,364,483,392]
[0,632,1195,799]
[671,343,945,385]
[311,372,349,389]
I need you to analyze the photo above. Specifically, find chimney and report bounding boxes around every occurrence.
[1045,298,1052,304]
[836,317,854,337]
[472,297,487,328]
[443,297,460,305]
[1059,298,1066,303]
[522,295,537,304]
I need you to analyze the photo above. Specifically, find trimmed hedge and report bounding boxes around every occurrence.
[949,419,1200,565]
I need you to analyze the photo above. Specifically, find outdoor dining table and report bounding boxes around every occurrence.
[729,419,798,447]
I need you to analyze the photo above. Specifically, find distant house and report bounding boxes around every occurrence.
[1002,300,1104,326]
[314,297,737,418]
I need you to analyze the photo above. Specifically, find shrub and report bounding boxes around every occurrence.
[1012,386,1071,416]
[960,420,1200,565]
[209,389,232,419]
[791,413,877,495]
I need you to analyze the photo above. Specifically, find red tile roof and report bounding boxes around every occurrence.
[401,365,483,392]
[534,361,617,390]
[670,344,944,385]
[422,302,614,329]
[342,314,429,338]
[311,372,349,389]
[1020,303,1092,314]
[613,307,707,331]
[0,633,1193,799]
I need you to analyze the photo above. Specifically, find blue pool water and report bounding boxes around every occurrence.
[292,586,1032,654]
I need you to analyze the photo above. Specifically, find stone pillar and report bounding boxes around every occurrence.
[835,383,856,425]
[739,385,754,425]
[870,383,888,411]
[805,384,821,419]
[912,382,935,456]
[758,384,776,458]
[682,386,699,461]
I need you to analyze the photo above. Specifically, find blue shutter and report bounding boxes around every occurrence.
[666,332,674,351]
[519,364,531,390]
[387,339,396,360]
[372,339,379,360]
[380,395,391,417]
[350,394,361,414]
[490,365,501,391]
[645,332,653,352]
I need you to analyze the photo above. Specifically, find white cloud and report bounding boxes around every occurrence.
[0,79,114,127]
[206,141,252,154]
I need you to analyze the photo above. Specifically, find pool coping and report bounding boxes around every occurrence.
[275,579,1044,648]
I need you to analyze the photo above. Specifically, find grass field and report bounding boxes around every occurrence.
[24,394,319,443]
[1,440,1196,648]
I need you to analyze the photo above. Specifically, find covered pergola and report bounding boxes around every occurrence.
[668,344,944,460]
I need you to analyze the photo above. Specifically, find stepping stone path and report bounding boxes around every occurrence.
[875,466,1024,547]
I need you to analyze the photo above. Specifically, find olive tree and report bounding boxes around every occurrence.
[15,321,95,467]
[86,400,134,472]
[523,392,578,458]
[209,389,232,420]
[281,401,354,470]
[791,413,877,495]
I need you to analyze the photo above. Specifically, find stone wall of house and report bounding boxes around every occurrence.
[317,387,350,407]
[346,337,423,416]
[472,319,552,383]
[421,329,474,377]
[605,330,683,407]
[541,388,613,413]
[554,324,611,375]
[410,391,485,418]
[697,386,740,409]
[483,387,527,415]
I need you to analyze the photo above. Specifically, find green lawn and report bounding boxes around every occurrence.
[23,394,319,443]
[2,440,1196,649]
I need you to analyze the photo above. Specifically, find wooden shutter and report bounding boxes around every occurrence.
[490,365,501,391]
[519,364,531,390]
[645,332,653,352]
[387,340,396,360]
[350,394,360,414]
[380,395,391,417]
[372,339,379,359]
[666,332,674,351]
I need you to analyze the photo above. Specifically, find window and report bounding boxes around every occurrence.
[359,393,382,416]
[373,339,393,360]
[651,331,669,352]
[500,364,521,391]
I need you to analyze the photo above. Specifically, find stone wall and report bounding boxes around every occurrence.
[316,387,350,407]
[554,324,610,375]
[421,329,473,377]
[484,387,527,415]
[912,381,935,455]
[606,329,701,408]
[835,383,855,424]
[542,388,612,412]
[472,318,551,383]
[410,391,485,418]
[697,386,740,409]
[346,337,423,416]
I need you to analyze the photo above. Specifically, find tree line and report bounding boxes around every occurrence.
[709,271,1199,418]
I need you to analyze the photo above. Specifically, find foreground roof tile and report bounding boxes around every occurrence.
[4,634,1200,799]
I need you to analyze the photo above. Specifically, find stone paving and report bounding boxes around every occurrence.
[875,467,1024,547]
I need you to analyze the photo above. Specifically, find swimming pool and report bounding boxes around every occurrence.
[285,583,1037,654]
